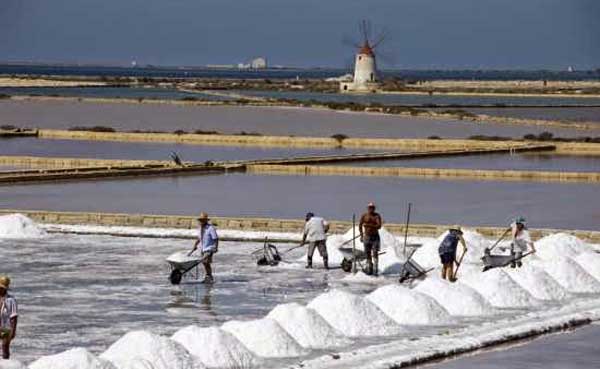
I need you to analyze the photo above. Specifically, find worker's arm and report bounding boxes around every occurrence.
[214,238,219,253]
[375,214,383,230]
[191,239,199,252]
[323,220,330,234]
[9,316,17,340]
[301,224,308,245]
[358,215,365,241]
[459,235,468,252]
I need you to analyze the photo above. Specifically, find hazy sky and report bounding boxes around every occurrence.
[1,0,598,69]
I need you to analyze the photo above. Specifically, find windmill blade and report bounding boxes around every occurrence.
[342,34,361,49]
[371,27,388,49]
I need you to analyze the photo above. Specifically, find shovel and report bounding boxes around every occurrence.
[452,247,468,280]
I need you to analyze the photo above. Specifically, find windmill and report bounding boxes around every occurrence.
[340,20,387,93]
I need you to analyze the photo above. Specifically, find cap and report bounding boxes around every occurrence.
[197,212,209,221]
[305,212,314,221]
[515,216,526,225]
[450,225,463,233]
[367,202,376,208]
[0,276,10,290]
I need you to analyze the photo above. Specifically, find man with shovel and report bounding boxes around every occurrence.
[438,225,467,282]
[190,212,219,283]
[511,216,536,267]
[359,202,383,276]
[301,212,330,269]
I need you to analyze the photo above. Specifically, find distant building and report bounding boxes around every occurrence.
[251,57,268,69]
[340,43,380,93]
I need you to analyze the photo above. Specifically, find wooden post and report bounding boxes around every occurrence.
[352,214,357,274]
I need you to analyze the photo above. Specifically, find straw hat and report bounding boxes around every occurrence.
[0,276,10,290]
[197,212,209,221]
[450,225,463,233]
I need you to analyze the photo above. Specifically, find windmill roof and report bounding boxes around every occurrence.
[358,43,375,56]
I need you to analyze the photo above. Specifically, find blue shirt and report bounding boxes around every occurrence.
[198,223,218,252]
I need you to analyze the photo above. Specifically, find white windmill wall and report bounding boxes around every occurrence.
[353,53,377,85]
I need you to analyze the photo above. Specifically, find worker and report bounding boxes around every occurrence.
[359,202,383,276]
[0,276,18,360]
[438,226,468,282]
[190,212,219,284]
[301,212,330,269]
[511,216,536,267]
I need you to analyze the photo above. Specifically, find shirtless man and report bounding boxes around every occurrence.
[359,202,383,276]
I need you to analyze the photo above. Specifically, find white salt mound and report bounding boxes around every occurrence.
[0,213,46,239]
[573,253,600,282]
[267,303,352,349]
[100,330,205,369]
[221,318,307,358]
[172,326,260,369]
[506,264,569,301]
[297,234,346,266]
[367,285,451,325]
[0,360,27,369]
[535,233,589,261]
[307,289,404,337]
[414,277,494,316]
[112,359,155,369]
[30,348,116,369]
[535,258,600,293]
[166,251,202,264]
[460,269,538,308]
[340,271,386,284]
[413,230,489,270]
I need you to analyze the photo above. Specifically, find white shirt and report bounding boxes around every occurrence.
[512,223,532,252]
[303,217,329,242]
[0,294,18,329]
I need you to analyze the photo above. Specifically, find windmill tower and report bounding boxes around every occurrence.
[340,20,384,93]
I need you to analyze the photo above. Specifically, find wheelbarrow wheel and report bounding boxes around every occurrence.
[169,269,183,285]
[341,258,353,273]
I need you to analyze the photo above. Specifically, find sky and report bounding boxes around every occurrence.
[0,0,598,70]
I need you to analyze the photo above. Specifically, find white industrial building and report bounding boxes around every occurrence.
[340,42,380,93]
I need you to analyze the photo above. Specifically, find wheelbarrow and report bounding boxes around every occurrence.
[339,247,387,273]
[481,247,533,272]
[398,247,432,283]
[251,237,282,266]
[166,251,209,285]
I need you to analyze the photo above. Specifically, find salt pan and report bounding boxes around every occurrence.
[266,303,352,349]
[414,277,494,316]
[172,326,260,369]
[534,258,600,293]
[307,289,404,337]
[0,214,46,239]
[221,318,308,358]
[367,285,451,325]
[461,269,539,308]
[30,348,116,369]
[534,233,589,261]
[0,360,27,369]
[505,264,569,301]
[100,330,205,369]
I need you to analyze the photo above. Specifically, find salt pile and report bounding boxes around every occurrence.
[100,330,205,369]
[534,258,600,293]
[366,285,451,325]
[573,253,600,282]
[172,326,260,369]
[307,289,404,337]
[166,251,202,264]
[266,303,352,349]
[0,213,46,239]
[534,233,589,261]
[0,360,27,369]
[221,318,308,358]
[30,348,116,369]
[414,277,494,316]
[412,230,490,270]
[297,234,346,266]
[341,271,386,284]
[505,264,570,301]
[460,268,538,308]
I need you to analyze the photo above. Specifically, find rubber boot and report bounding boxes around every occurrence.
[201,275,214,284]
[305,258,313,269]
[373,257,379,277]
[323,257,329,270]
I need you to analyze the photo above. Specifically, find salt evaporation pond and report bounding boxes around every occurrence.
[4,215,600,368]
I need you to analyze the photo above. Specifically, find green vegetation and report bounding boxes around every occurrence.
[68,126,116,132]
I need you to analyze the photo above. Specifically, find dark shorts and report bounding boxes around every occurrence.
[201,250,215,264]
[308,240,328,258]
[364,234,381,257]
[440,252,456,265]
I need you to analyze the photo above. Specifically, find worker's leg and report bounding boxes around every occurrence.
[317,240,329,270]
[364,241,374,275]
[373,239,380,276]
[306,242,316,268]
[2,337,9,359]
[202,252,214,282]
[515,251,523,267]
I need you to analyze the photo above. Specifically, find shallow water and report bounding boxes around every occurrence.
[2,173,599,230]
[0,87,233,101]
[1,100,597,139]
[423,323,600,369]
[465,107,600,124]
[333,153,600,172]
[1,234,371,363]
[237,90,600,107]
[0,138,373,162]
